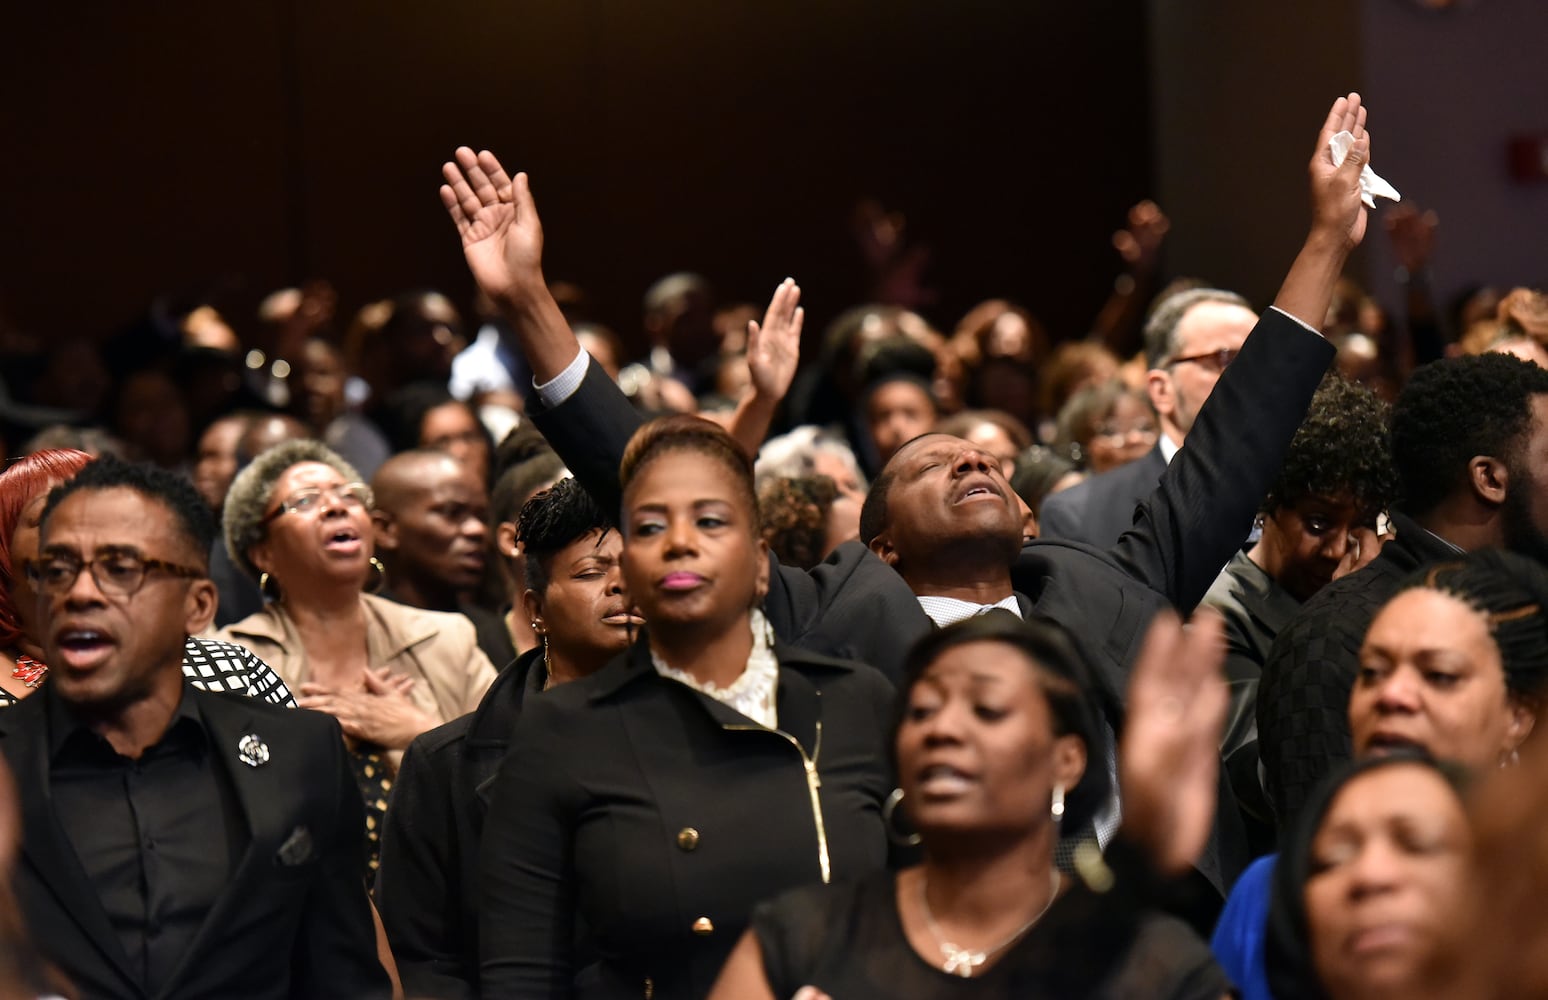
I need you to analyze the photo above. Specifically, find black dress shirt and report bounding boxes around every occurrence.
[48,684,245,995]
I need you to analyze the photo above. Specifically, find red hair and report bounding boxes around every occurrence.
[0,449,94,649]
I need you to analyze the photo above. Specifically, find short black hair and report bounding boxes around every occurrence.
[1392,353,1548,516]
[41,455,216,565]
[858,432,948,547]
[517,477,615,596]
[893,610,1112,836]
[1263,374,1397,515]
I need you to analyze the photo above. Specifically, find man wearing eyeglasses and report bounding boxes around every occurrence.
[1041,287,1257,547]
[0,457,390,1000]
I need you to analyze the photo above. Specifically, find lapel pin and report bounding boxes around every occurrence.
[238,733,271,768]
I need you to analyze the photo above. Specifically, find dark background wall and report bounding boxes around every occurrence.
[1,0,1153,353]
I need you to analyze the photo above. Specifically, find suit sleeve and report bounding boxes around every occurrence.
[527,361,645,520]
[1108,312,1334,613]
[292,717,394,997]
[1035,487,1084,542]
[376,737,475,1000]
[479,698,581,997]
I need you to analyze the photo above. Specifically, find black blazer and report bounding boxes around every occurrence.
[375,647,538,1000]
[477,640,895,1000]
[1038,443,1169,549]
[530,308,1334,703]
[0,686,390,1000]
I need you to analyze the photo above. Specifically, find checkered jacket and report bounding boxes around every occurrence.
[0,636,295,708]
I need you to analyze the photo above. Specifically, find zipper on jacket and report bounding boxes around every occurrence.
[722,720,830,883]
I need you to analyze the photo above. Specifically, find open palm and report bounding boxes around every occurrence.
[440,147,546,307]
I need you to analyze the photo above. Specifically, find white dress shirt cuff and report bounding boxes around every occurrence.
[1268,304,1323,338]
[532,349,589,408]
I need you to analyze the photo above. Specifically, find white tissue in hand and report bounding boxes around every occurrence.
[1330,130,1400,209]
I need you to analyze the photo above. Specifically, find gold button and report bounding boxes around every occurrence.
[692,917,714,935]
[676,827,700,851]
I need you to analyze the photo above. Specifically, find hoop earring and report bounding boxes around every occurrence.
[1051,783,1066,823]
[882,788,921,847]
[258,572,281,602]
[367,557,387,595]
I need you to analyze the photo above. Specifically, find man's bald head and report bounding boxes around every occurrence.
[372,450,466,514]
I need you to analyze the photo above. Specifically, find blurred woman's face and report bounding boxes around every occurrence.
[896,640,1085,841]
[249,462,375,595]
[1350,588,1531,773]
[621,450,768,635]
[8,481,64,646]
[421,402,490,485]
[1305,764,1470,1000]
[1084,394,1157,474]
[812,451,865,554]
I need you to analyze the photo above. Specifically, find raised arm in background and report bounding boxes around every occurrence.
[440,148,802,458]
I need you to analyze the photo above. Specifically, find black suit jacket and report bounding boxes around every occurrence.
[478,641,895,1000]
[530,308,1333,705]
[1038,443,1169,549]
[375,647,538,1000]
[0,686,389,1000]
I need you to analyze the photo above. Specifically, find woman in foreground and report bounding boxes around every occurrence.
[710,610,1234,999]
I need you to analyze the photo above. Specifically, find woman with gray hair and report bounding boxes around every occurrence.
[217,438,496,874]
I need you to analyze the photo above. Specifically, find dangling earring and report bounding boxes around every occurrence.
[1051,783,1066,823]
[882,788,922,847]
[367,557,387,595]
[1502,748,1522,769]
[258,572,281,602]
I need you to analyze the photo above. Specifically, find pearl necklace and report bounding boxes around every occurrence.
[918,870,1061,977]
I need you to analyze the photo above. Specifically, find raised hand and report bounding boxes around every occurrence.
[1112,200,1170,274]
[746,278,804,401]
[440,148,545,309]
[1119,610,1229,877]
[1308,93,1371,251]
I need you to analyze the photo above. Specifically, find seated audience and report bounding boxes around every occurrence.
[217,440,497,874]
[377,477,635,998]
[0,457,390,998]
[710,610,1233,998]
[0,449,293,709]
[477,417,895,998]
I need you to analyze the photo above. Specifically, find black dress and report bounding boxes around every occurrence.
[477,639,896,1000]
[754,871,1232,1000]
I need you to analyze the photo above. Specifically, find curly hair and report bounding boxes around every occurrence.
[1262,374,1397,516]
[222,439,364,581]
[1392,353,1548,517]
[758,476,838,571]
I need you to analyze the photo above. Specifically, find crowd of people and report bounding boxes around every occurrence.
[2,93,1548,999]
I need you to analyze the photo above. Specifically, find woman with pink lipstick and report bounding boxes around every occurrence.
[477,416,895,1000]
[218,439,496,873]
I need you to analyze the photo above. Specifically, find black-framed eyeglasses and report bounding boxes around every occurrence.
[1167,348,1240,372]
[261,482,373,525]
[25,548,206,599]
